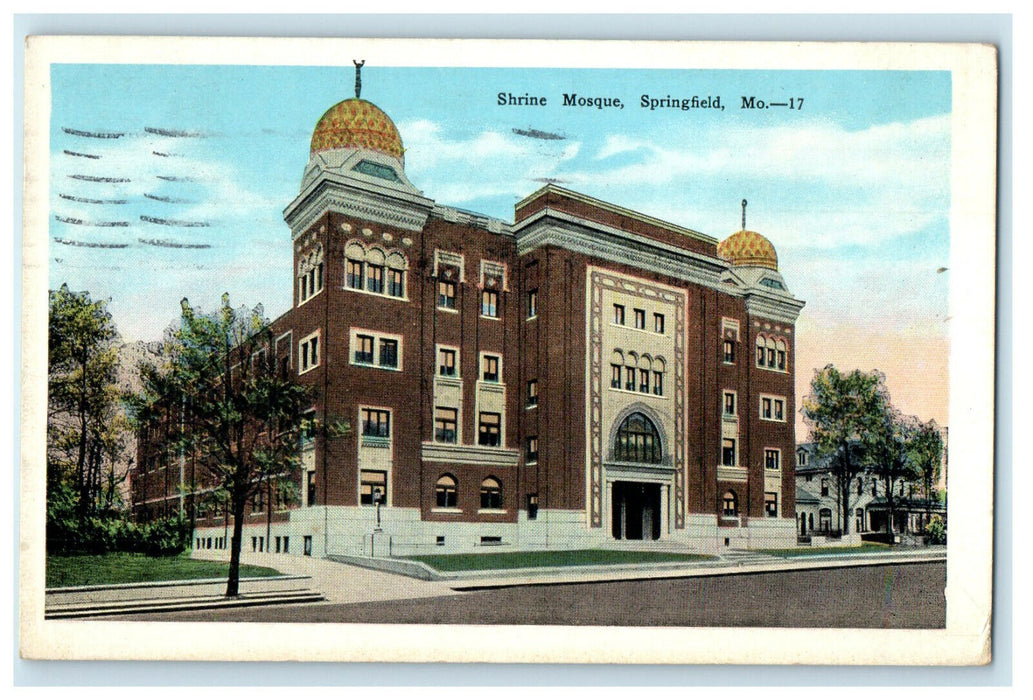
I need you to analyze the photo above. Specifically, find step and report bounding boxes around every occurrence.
[45,589,324,619]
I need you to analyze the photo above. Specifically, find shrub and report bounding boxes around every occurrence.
[46,490,191,557]
[924,515,947,545]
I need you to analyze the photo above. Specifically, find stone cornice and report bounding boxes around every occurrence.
[516,212,727,291]
[744,291,806,324]
[421,442,521,467]
[284,175,434,238]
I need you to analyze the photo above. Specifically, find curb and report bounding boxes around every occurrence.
[45,589,325,619]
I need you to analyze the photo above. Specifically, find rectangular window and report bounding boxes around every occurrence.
[527,289,538,318]
[723,339,735,363]
[379,339,398,368]
[526,436,539,462]
[768,348,777,367]
[761,395,786,422]
[299,334,319,373]
[639,368,649,393]
[303,535,312,556]
[765,448,781,471]
[625,366,635,391]
[527,379,538,406]
[366,264,384,294]
[821,478,829,497]
[359,470,387,506]
[777,349,787,371]
[361,408,391,437]
[722,438,737,466]
[482,355,500,382]
[611,364,622,389]
[481,289,499,318]
[355,334,374,364]
[654,313,665,334]
[653,371,663,396]
[757,344,766,366]
[774,399,785,421]
[434,407,458,443]
[438,280,456,309]
[724,392,736,416]
[634,308,646,329]
[346,259,364,290]
[613,304,625,325]
[762,397,772,419]
[387,268,404,297]
[439,347,457,376]
[478,412,501,447]
[306,470,317,506]
[765,492,778,517]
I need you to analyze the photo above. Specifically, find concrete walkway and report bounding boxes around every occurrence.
[190,549,461,604]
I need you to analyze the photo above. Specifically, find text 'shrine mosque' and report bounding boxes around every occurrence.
[133,84,805,556]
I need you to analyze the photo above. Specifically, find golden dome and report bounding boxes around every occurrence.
[309,98,404,162]
[717,229,779,270]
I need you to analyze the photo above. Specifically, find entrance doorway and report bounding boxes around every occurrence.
[611,481,662,540]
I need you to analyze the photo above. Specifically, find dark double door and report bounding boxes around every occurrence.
[612,481,662,540]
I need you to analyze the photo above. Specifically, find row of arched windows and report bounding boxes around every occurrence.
[435,474,503,510]
[755,335,787,371]
[297,244,324,303]
[610,350,666,396]
[344,240,409,299]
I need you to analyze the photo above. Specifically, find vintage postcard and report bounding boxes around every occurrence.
[20,37,996,664]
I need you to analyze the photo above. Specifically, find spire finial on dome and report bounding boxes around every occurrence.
[741,199,747,230]
[353,59,365,99]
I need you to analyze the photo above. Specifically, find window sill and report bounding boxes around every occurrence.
[343,285,409,303]
[437,306,459,314]
[608,385,664,399]
[526,314,538,321]
[480,314,501,321]
[298,364,320,375]
[431,507,463,514]
[351,361,403,372]
[478,509,508,515]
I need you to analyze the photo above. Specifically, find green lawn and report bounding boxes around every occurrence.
[758,543,892,558]
[407,549,714,572]
[46,552,282,588]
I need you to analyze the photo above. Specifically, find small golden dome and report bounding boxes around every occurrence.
[309,98,404,162]
[717,229,779,270]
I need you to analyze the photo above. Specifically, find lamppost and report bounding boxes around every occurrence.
[373,487,383,532]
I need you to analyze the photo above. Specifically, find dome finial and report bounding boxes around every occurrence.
[741,199,747,230]
[353,59,365,99]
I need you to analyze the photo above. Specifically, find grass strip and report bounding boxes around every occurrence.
[46,552,281,588]
[407,548,713,572]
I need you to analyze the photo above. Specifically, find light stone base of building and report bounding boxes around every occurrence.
[191,507,799,559]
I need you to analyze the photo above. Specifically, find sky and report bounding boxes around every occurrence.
[47,64,952,434]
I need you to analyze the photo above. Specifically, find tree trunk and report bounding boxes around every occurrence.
[226,492,247,597]
[265,479,272,553]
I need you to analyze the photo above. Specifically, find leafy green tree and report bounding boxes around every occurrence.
[134,294,314,596]
[801,365,890,535]
[863,409,921,538]
[48,284,123,518]
[909,419,945,527]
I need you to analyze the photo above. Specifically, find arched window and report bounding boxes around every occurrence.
[766,337,777,368]
[722,490,738,517]
[480,477,503,509]
[435,474,457,509]
[298,244,324,303]
[614,412,661,464]
[756,335,766,367]
[776,339,787,371]
[345,242,365,291]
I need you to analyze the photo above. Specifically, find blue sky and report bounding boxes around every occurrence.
[48,64,952,425]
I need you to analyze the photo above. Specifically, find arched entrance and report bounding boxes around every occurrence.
[610,412,663,541]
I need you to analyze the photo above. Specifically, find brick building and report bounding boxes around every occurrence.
[132,88,805,556]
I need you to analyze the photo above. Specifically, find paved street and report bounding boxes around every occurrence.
[123,561,945,628]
